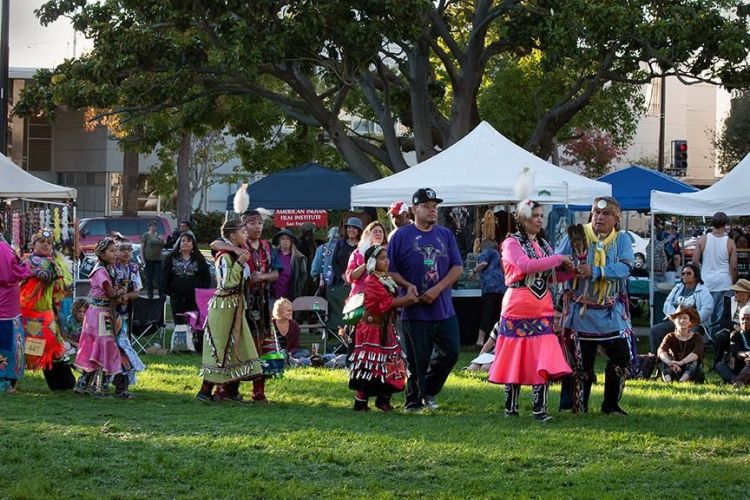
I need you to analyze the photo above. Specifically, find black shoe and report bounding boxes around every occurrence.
[534,412,554,422]
[504,410,519,417]
[403,403,426,413]
[602,405,628,416]
[196,392,214,403]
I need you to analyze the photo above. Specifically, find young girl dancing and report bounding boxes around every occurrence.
[197,219,263,403]
[74,238,123,396]
[348,245,417,411]
[111,237,145,398]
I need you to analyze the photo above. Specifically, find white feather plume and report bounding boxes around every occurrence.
[233,183,250,214]
[514,166,535,201]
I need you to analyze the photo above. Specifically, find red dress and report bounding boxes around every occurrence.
[348,274,407,396]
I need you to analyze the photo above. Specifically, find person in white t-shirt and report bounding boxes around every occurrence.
[691,211,737,336]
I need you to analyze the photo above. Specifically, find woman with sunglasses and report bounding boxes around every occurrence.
[649,262,713,353]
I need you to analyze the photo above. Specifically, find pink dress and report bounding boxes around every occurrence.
[488,235,571,385]
[74,266,122,375]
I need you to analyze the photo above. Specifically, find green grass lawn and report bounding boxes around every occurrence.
[2,351,750,498]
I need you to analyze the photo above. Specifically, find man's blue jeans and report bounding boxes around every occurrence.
[401,316,460,408]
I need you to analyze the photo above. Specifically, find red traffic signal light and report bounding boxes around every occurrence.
[672,140,688,171]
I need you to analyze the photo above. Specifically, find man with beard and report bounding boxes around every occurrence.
[388,188,463,412]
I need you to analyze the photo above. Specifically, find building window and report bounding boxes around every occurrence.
[109,173,160,212]
[25,115,53,171]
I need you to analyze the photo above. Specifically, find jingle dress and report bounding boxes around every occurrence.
[348,273,408,396]
[488,233,571,385]
[75,264,122,375]
[201,252,263,383]
[20,252,72,370]
[112,261,145,384]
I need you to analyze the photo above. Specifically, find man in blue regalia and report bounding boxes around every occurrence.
[556,196,636,415]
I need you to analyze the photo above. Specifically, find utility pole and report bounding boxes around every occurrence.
[0,0,9,156]
[657,75,666,172]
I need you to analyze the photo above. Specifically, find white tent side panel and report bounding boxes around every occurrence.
[0,152,76,199]
[651,151,750,216]
[351,121,610,208]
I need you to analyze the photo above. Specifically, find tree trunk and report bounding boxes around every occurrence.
[176,131,192,222]
[122,150,139,216]
[328,119,382,181]
[408,40,436,163]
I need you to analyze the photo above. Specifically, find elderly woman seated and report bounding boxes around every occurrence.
[649,263,713,353]
[657,306,705,383]
[715,304,750,386]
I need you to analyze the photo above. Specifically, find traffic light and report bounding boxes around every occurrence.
[672,140,688,175]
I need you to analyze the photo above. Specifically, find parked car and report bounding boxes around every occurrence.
[79,216,171,254]
[625,230,649,260]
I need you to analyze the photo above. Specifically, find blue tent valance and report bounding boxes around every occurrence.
[226,163,363,211]
[567,165,698,211]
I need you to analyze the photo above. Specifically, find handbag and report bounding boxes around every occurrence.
[342,292,365,325]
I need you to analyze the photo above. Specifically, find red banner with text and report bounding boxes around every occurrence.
[273,209,328,228]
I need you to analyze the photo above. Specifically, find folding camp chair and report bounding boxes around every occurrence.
[291,296,347,353]
[130,296,167,354]
[183,288,214,353]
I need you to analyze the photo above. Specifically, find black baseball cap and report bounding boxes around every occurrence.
[412,188,443,206]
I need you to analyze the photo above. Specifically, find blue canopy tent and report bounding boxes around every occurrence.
[225,163,363,210]
[568,164,698,211]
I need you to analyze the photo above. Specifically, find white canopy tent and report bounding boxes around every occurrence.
[650,151,750,216]
[0,152,77,199]
[351,121,611,207]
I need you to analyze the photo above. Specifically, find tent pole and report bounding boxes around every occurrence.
[649,212,655,329]
[73,202,78,300]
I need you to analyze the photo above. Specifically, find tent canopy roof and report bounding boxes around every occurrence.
[568,165,698,211]
[0,153,76,199]
[350,121,610,207]
[651,152,750,215]
[226,162,362,210]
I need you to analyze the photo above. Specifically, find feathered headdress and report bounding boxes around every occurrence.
[514,166,536,220]
[233,183,250,215]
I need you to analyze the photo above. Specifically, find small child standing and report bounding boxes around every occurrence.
[112,237,145,398]
[197,219,263,403]
[74,238,123,396]
[63,299,88,356]
[348,245,417,411]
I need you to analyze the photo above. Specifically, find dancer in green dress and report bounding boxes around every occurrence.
[197,219,263,403]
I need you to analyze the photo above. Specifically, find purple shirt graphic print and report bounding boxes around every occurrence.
[388,223,462,321]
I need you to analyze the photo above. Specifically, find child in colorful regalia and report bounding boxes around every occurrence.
[19,228,74,387]
[74,238,124,396]
[111,237,145,398]
[197,219,264,403]
[348,245,418,411]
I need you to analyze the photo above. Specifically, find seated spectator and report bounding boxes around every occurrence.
[62,299,89,355]
[712,279,750,367]
[715,305,750,385]
[270,298,309,365]
[649,263,713,353]
[465,333,496,372]
[657,306,705,383]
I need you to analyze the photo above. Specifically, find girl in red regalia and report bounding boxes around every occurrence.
[348,245,418,411]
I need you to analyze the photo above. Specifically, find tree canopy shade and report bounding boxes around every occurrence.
[225,163,363,210]
[17,1,750,182]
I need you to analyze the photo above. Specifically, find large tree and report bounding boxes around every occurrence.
[715,91,750,173]
[16,0,750,183]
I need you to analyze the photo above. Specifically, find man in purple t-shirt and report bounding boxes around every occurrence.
[388,188,463,412]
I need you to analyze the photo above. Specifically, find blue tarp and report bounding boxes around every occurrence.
[225,163,363,210]
[568,164,698,211]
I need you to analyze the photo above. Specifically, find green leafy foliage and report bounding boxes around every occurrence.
[716,91,750,173]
